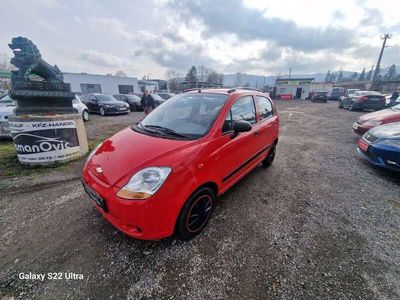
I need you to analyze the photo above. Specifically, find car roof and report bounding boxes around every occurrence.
[184,88,267,96]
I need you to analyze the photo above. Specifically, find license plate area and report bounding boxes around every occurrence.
[82,180,107,212]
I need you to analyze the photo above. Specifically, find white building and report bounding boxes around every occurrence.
[275,78,314,99]
[63,72,139,95]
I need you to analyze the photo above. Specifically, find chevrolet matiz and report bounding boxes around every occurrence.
[82,89,279,240]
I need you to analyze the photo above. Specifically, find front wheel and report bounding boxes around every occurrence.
[99,106,106,116]
[262,145,276,167]
[82,109,89,122]
[176,187,215,240]
[349,102,356,111]
[338,101,343,108]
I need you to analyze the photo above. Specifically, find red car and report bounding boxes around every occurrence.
[352,103,400,135]
[82,89,279,240]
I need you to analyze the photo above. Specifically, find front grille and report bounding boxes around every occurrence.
[363,132,378,143]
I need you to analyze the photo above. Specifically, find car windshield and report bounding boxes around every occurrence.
[96,94,116,101]
[317,92,327,95]
[138,93,228,139]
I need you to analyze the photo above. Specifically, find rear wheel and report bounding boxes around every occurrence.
[349,102,355,111]
[176,187,215,240]
[262,144,276,167]
[99,106,106,116]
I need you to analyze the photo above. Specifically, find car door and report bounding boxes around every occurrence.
[217,95,259,189]
[254,95,278,152]
[88,95,99,112]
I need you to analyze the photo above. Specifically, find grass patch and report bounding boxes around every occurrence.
[0,140,71,177]
[0,138,105,178]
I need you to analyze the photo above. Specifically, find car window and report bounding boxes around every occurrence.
[140,93,228,139]
[255,96,273,120]
[222,111,233,133]
[231,96,256,125]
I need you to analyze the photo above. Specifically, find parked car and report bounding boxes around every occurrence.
[357,122,400,171]
[73,95,90,122]
[338,89,360,107]
[0,95,15,138]
[339,91,386,111]
[0,94,14,107]
[82,89,280,240]
[151,93,166,107]
[0,95,89,138]
[81,93,130,116]
[328,87,345,100]
[113,94,143,111]
[352,103,400,135]
[311,91,328,102]
[156,92,176,100]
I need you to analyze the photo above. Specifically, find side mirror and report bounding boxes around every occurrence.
[231,120,252,138]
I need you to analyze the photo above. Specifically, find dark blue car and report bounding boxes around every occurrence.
[357,122,400,171]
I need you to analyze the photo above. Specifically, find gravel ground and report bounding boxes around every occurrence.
[0,100,399,299]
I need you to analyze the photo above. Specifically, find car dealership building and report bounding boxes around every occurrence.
[275,78,314,99]
[63,72,140,95]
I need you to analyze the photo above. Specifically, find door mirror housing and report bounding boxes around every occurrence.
[231,120,252,138]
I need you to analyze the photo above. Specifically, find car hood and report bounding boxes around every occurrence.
[86,127,200,186]
[369,122,400,139]
[359,108,400,123]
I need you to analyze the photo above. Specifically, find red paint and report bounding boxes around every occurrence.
[82,89,279,240]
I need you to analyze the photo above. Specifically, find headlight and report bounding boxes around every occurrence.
[378,139,400,148]
[86,142,102,163]
[117,167,171,200]
[364,120,382,126]
[104,104,114,108]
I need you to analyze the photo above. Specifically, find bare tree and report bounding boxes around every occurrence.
[206,71,224,84]
[115,70,127,77]
[165,69,181,93]
[0,53,14,71]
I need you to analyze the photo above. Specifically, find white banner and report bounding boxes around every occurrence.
[9,120,81,163]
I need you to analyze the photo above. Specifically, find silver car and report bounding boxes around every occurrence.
[0,94,89,138]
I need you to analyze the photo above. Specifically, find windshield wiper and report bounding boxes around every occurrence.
[144,125,191,140]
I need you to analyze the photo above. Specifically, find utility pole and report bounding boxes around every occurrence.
[372,34,392,85]
[289,68,292,79]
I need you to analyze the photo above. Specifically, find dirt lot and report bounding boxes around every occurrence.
[0,101,399,299]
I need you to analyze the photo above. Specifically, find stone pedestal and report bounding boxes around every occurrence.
[8,113,88,166]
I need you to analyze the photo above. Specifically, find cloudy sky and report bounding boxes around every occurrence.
[1,0,399,78]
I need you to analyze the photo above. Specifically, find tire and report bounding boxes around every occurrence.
[82,109,89,122]
[176,187,215,240]
[349,102,355,111]
[338,101,343,108]
[99,106,106,116]
[262,144,276,167]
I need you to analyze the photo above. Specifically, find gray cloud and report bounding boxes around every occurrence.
[80,50,126,67]
[168,0,355,52]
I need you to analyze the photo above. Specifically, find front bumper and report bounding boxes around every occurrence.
[0,121,11,138]
[105,107,130,114]
[352,122,371,135]
[357,140,400,171]
[82,168,181,240]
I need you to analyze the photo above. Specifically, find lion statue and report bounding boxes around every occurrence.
[8,37,63,82]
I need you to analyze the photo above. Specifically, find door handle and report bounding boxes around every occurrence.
[253,130,260,136]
